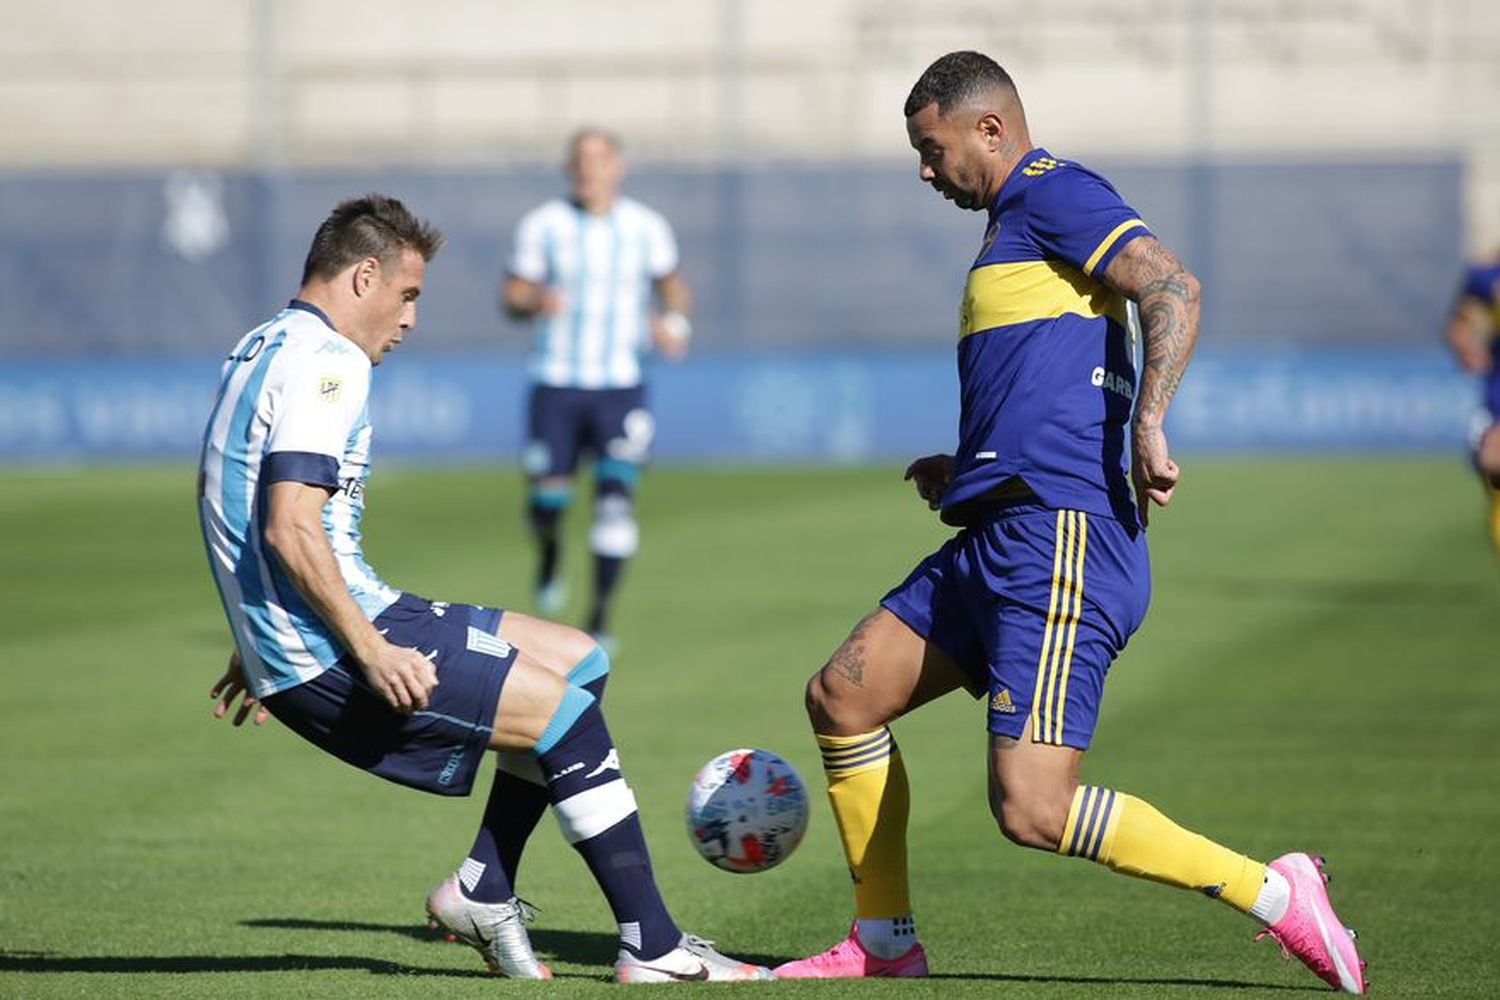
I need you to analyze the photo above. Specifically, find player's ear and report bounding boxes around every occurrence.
[352,256,379,298]
[978,113,1004,151]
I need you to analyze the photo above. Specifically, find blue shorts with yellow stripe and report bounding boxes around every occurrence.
[880,505,1150,748]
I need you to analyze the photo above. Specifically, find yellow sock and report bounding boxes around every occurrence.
[817,728,911,919]
[1059,785,1266,914]
[1487,481,1500,555]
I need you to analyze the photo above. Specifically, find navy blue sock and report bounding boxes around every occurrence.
[534,687,678,959]
[460,648,611,902]
[587,555,626,634]
[529,502,564,588]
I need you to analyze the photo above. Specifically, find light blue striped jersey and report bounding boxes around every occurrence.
[508,195,679,389]
[197,301,400,698]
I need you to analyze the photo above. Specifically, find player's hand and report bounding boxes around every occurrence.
[1131,423,1179,527]
[903,453,954,510]
[359,641,439,715]
[1460,345,1492,375]
[539,289,566,317]
[649,317,691,359]
[210,650,270,727]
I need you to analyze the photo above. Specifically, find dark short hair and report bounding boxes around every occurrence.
[301,194,443,284]
[903,51,1016,118]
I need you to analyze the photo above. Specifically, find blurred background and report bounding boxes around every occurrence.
[1,0,1497,463]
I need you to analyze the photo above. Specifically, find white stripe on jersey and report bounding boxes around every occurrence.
[509,195,679,390]
[197,305,399,698]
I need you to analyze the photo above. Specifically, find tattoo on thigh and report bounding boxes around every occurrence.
[827,613,877,687]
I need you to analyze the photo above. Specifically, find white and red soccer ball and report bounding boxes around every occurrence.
[685,748,809,873]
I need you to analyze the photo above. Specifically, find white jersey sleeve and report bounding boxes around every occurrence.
[263,349,370,488]
[643,207,680,279]
[508,205,552,283]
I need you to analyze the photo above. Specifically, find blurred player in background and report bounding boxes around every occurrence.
[1444,252,1500,554]
[503,128,692,653]
[775,52,1366,993]
[199,194,766,983]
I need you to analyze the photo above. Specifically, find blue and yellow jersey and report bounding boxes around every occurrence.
[943,148,1150,528]
[1461,262,1500,414]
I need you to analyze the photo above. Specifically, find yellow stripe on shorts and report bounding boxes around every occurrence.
[1032,511,1088,744]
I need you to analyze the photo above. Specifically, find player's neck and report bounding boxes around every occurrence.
[293,286,357,341]
[572,195,615,217]
[990,136,1036,202]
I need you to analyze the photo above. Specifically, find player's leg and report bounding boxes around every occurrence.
[1477,422,1500,554]
[434,607,609,919]
[524,386,582,615]
[983,508,1364,994]
[583,390,653,647]
[486,650,770,982]
[776,538,983,979]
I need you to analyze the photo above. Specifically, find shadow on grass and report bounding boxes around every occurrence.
[1180,575,1489,608]
[0,949,508,978]
[930,971,1317,991]
[239,917,793,971]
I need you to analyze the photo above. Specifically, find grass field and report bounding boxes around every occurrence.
[2,459,1498,998]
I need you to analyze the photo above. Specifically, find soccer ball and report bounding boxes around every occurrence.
[685,748,809,873]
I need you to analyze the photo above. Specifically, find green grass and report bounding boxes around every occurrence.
[2,459,1498,998]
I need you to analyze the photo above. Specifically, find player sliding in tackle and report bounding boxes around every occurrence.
[199,194,769,983]
[773,52,1367,993]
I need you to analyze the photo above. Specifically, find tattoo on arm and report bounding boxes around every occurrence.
[1104,237,1201,426]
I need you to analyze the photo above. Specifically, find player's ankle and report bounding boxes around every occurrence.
[855,915,918,959]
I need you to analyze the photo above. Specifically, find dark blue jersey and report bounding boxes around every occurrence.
[942,149,1151,527]
[1461,262,1500,414]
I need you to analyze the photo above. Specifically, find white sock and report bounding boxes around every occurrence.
[1249,867,1291,925]
[855,915,917,959]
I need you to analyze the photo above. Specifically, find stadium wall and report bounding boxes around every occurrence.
[0,156,1472,462]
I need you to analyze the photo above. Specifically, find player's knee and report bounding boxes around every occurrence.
[590,493,638,558]
[529,479,572,532]
[989,788,1068,852]
[805,664,890,736]
[1479,425,1500,475]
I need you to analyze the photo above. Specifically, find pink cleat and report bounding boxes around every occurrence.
[774,924,928,979]
[1257,853,1366,994]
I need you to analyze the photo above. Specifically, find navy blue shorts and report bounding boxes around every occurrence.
[263,594,514,797]
[524,384,653,480]
[881,506,1150,749]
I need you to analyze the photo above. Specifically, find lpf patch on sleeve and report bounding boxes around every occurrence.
[318,376,342,404]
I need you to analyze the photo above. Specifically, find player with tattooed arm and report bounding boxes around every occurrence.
[773,52,1366,994]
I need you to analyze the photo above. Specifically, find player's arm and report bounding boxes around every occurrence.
[501,275,564,321]
[650,271,693,358]
[262,479,437,712]
[1102,235,1202,525]
[1445,294,1492,374]
[500,209,564,322]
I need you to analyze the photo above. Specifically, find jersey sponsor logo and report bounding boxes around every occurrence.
[1091,366,1136,400]
[990,688,1018,714]
[1022,156,1064,177]
[340,476,365,502]
[319,376,342,404]
[314,339,351,355]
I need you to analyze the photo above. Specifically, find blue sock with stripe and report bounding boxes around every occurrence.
[533,686,680,960]
[459,646,609,903]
